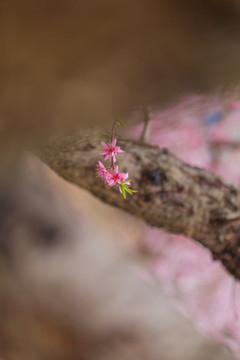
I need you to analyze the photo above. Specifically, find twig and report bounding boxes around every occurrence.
[140,106,151,143]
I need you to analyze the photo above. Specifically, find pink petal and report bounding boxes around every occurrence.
[99,151,107,155]
[101,141,108,150]
[112,138,117,146]
[115,146,124,153]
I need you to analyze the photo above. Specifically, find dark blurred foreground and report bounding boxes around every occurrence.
[0,155,235,360]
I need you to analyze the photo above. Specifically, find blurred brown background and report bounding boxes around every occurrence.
[1,0,240,156]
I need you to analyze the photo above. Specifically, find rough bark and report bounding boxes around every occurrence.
[40,130,240,279]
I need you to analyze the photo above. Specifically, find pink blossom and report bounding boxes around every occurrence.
[96,161,111,183]
[99,138,124,163]
[97,136,136,198]
[108,166,130,187]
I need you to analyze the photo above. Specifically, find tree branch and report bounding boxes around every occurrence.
[40,130,240,280]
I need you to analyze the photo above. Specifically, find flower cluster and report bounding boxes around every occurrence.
[99,138,124,163]
[97,138,137,199]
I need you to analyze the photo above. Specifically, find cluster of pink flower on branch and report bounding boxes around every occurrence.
[97,138,137,199]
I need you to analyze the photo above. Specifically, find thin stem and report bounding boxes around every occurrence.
[111,155,115,170]
[111,119,117,142]
[111,119,117,170]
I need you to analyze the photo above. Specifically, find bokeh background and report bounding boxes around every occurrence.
[126,96,240,357]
